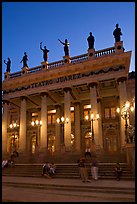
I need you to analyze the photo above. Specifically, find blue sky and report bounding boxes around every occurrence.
[2,2,135,80]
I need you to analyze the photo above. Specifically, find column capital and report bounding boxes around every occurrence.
[37,108,41,112]
[40,92,48,97]
[20,96,27,101]
[2,99,9,105]
[97,98,101,103]
[55,104,61,109]
[73,102,80,106]
[63,87,71,93]
[88,82,98,88]
[117,76,127,83]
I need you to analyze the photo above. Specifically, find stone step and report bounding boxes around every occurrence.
[2,163,134,180]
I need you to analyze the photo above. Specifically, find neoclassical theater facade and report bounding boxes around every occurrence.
[2,41,135,162]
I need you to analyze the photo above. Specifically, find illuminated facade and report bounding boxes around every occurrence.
[2,41,135,163]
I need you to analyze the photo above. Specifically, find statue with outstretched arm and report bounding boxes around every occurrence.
[58,38,69,56]
[40,42,49,62]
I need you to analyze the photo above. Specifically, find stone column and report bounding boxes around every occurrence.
[63,87,71,151]
[55,105,61,152]
[19,96,27,153]
[2,100,9,155]
[40,92,48,152]
[117,77,128,147]
[97,98,103,152]
[89,82,99,148]
[74,102,81,152]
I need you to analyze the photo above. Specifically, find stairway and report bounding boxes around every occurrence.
[2,163,135,180]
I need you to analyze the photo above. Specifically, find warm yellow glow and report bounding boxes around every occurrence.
[84,104,91,109]
[70,107,74,111]
[40,120,42,125]
[96,113,99,119]
[61,117,65,122]
[35,120,39,125]
[130,106,134,112]
[48,109,56,114]
[9,124,13,128]
[13,123,17,127]
[31,121,35,126]
[116,107,120,113]
[90,113,94,119]
[125,101,130,109]
[85,115,89,120]
[66,117,69,123]
[56,118,60,123]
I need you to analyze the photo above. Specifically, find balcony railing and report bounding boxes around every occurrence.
[6,46,116,79]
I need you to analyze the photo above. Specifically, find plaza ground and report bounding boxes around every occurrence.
[2,176,135,202]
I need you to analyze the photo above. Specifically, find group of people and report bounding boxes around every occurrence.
[2,150,19,169]
[77,155,99,183]
[77,154,123,182]
[41,162,56,178]
[4,24,122,73]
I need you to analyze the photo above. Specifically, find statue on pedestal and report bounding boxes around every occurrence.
[4,57,11,72]
[113,24,122,42]
[20,52,28,67]
[58,39,70,56]
[87,32,95,49]
[40,42,49,62]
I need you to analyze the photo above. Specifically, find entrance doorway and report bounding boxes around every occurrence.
[48,135,55,154]
[9,133,19,153]
[103,128,119,153]
[84,132,92,148]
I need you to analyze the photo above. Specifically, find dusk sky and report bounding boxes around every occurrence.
[2,2,135,80]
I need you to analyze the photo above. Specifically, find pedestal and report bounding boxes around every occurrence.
[125,143,135,172]
[88,48,95,59]
[41,61,48,69]
[4,72,10,80]
[63,55,71,63]
[21,66,29,75]
[114,41,124,53]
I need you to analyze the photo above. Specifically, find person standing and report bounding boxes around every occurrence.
[91,156,99,180]
[78,157,91,183]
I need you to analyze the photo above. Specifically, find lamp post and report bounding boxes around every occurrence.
[9,122,19,152]
[85,113,99,144]
[56,116,69,145]
[31,120,42,152]
[116,100,135,143]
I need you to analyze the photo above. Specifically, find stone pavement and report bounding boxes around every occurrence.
[2,176,135,202]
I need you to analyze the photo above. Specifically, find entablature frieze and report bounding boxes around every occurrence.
[2,65,127,99]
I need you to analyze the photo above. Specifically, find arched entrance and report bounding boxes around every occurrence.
[31,135,37,154]
[103,125,119,153]
[9,133,19,153]
[48,134,55,154]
